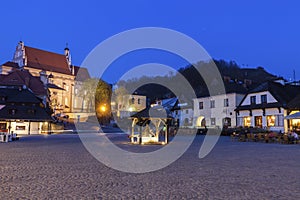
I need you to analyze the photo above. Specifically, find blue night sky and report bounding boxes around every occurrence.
[0,0,299,83]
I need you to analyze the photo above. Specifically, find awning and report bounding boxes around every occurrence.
[285,112,300,119]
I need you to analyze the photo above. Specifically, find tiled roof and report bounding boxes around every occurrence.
[249,81,300,105]
[0,69,47,96]
[74,66,91,81]
[1,61,19,68]
[0,104,52,121]
[131,106,173,119]
[47,83,64,90]
[236,81,300,110]
[24,46,72,75]
[224,82,248,94]
[287,94,300,109]
[0,85,52,121]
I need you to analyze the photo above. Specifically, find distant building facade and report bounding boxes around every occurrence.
[0,41,91,121]
[236,81,300,132]
[0,85,52,135]
[193,82,247,129]
[116,94,147,118]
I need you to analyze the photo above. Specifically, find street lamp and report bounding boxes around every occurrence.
[100,104,107,112]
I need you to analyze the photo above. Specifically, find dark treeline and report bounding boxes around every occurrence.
[117,59,277,103]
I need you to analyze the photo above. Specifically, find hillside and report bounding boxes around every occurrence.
[117,59,279,102]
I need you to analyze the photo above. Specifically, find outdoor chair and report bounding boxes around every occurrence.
[246,133,251,142]
[239,134,246,142]
[264,134,269,143]
[282,134,289,144]
[257,133,264,142]
[276,135,282,144]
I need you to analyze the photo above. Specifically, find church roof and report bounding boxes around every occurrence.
[24,46,72,75]
[74,66,91,81]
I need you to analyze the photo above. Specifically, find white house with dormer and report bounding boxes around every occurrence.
[235,81,300,132]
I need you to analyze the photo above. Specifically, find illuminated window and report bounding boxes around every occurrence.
[16,126,26,130]
[267,115,284,127]
[267,115,275,126]
[255,116,263,127]
[243,117,251,127]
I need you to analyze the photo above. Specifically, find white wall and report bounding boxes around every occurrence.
[241,91,277,106]
[193,93,245,128]
[237,91,286,132]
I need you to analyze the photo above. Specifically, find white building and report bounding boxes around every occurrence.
[193,92,245,129]
[236,81,300,132]
[117,94,147,118]
[193,82,247,129]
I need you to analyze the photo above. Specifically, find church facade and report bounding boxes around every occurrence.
[1,41,91,121]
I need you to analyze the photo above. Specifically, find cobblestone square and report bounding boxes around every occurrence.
[0,134,299,199]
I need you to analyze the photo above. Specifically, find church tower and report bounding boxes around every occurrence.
[64,43,74,75]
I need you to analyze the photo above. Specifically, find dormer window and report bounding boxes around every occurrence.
[250,96,256,105]
[261,95,267,104]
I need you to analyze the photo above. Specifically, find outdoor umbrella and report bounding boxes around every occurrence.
[285,112,300,119]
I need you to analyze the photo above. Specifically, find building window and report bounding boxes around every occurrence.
[210,100,215,108]
[267,115,284,127]
[131,97,134,104]
[185,110,189,114]
[16,126,26,130]
[243,117,251,127]
[237,117,243,126]
[211,118,216,126]
[137,98,141,104]
[199,102,203,109]
[255,116,262,128]
[267,115,275,126]
[224,98,229,107]
[278,115,284,126]
[223,117,231,127]
[0,123,7,130]
[250,96,256,105]
[261,95,267,104]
